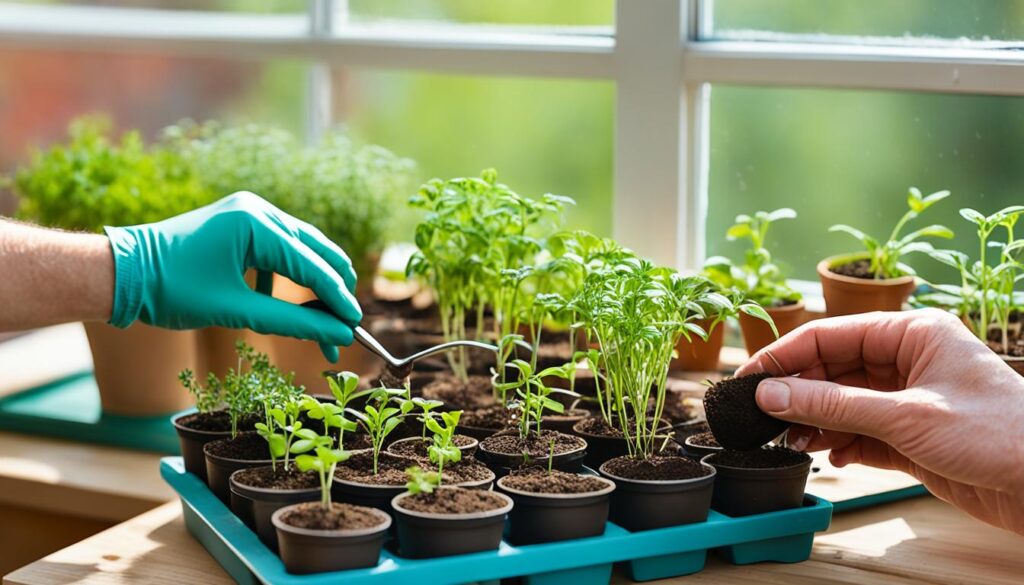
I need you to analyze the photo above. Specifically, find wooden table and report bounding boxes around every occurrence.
[6,491,1024,585]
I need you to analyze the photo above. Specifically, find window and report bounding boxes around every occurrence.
[2,0,1023,293]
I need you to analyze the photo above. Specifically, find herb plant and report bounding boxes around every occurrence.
[497,359,576,439]
[348,390,414,474]
[829,187,954,279]
[703,208,801,308]
[424,410,464,480]
[921,205,1024,353]
[177,342,276,438]
[294,435,350,509]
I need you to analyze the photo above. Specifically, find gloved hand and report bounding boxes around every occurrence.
[104,192,361,362]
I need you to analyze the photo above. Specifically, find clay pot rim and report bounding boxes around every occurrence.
[271,502,392,538]
[701,450,812,473]
[478,431,588,458]
[598,457,716,486]
[817,256,915,287]
[228,466,322,497]
[496,474,616,500]
[390,487,514,520]
[683,434,722,451]
[171,411,233,439]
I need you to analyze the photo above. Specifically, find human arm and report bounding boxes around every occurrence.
[1,192,361,361]
[737,309,1024,534]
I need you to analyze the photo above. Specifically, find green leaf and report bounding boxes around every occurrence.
[739,303,778,338]
[766,208,797,222]
[959,208,986,226]
[829,224,879,250]
[726,223,753,241]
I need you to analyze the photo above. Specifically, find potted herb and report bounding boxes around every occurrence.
[272,441,391,574]
[819,187,953,316]
[476,358,587,477]
[918,205,1024,375]
[390,466,513,559]
[496,459,615,545]
[333,390,494,513]
[703,208,799,355]
[566,257,717,531]
[12,116,214,415]
[200,345,299,502]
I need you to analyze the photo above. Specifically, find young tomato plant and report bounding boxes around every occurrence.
[294,434,350,509]
[424,410,464,481]
[921,205,1024,353]
[829,187,954,279]
[348,389,414,474]
[703,208,801,309]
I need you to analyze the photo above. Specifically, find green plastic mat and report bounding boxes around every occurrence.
[0,371,181,453]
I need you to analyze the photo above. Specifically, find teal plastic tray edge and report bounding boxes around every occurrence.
[830,484,930,513]
[161,457,833,585]
[0,372,183,454]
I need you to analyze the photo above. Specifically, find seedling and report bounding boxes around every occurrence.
[921,205,1024,353]
[425,410,464,481]
[829,187,953,279]
[324,371,377,447]
[294,435,350,509]
[704,208,801,308]
[410,397,445,439]
[405,466,441,495]
[348,389,415,474]
[499,359,578,439]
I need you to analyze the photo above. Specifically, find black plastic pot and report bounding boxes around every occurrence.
[229,468,320,550]
[496,475,615,545]
[540,409,591,434]
[571,420,627,469]
[703,451,812,517]
[172,412,232,482]
[598,458,716,531]
[333,466,494,515]
[272,502,391,574]
[203,433,273,503]
[385,435,479,459]
[476,433,587,478]
[683,434,723,459]
[390,488,513,559]
[456,423,503,441]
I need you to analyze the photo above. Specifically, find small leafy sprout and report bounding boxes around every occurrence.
[348,389,414,475]
[294,437,350,510]
[704,208,801,308]
[300,395,357,449]
[178,369,223,415]
[405,466,441,495]
[425,410,463,480]
[920,205,1024,353]
[410,397,445,439]
[502,359,577,439]
[323,371,374,447]
[829,187,953,279]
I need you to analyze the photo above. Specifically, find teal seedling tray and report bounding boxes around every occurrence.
[162,457,833,584]
[0,372,181,453]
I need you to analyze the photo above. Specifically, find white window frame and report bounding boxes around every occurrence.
[3,0,1023,278]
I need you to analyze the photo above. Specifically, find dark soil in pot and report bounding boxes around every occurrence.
[477,430,587,476]
[497,467,615,545]
[421,374,496,410]
[386,434,478,459]
[457,405,514,440]
[173,411,261,482]
[704,446,812,517]
[663,390,701,426]
[204,432,273,503]
[704,373,790,450]
[830,258,875,279]
[391,487,512,559]
[572,417,627,468]
[273,502,391,574]
[683,431,723,459]
[599,455,715,531]
[540,408,591,433]
[229,465,319,548]
[333,451,494,513]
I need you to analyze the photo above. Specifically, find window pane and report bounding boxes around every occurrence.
[706,86,1024,284]
[710,0,1024,43]
[0,49,306,214]
[345,0,614,27]
[334,70,613,237]
[0,1,303,12]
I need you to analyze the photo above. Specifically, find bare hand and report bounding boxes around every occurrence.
[737,309,1024,534]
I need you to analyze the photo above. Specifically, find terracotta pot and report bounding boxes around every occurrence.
[671,318,724,372]
[817,257,915,317]
[738,301,806,355]
[82,322,196,416]
[194,326,278,380]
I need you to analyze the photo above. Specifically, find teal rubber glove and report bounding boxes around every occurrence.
[103,192,361,362]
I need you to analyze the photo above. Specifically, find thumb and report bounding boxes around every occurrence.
[755,377,901,440]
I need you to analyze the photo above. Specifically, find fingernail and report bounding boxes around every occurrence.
[757,380,791,413]
[789,429,811,452]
